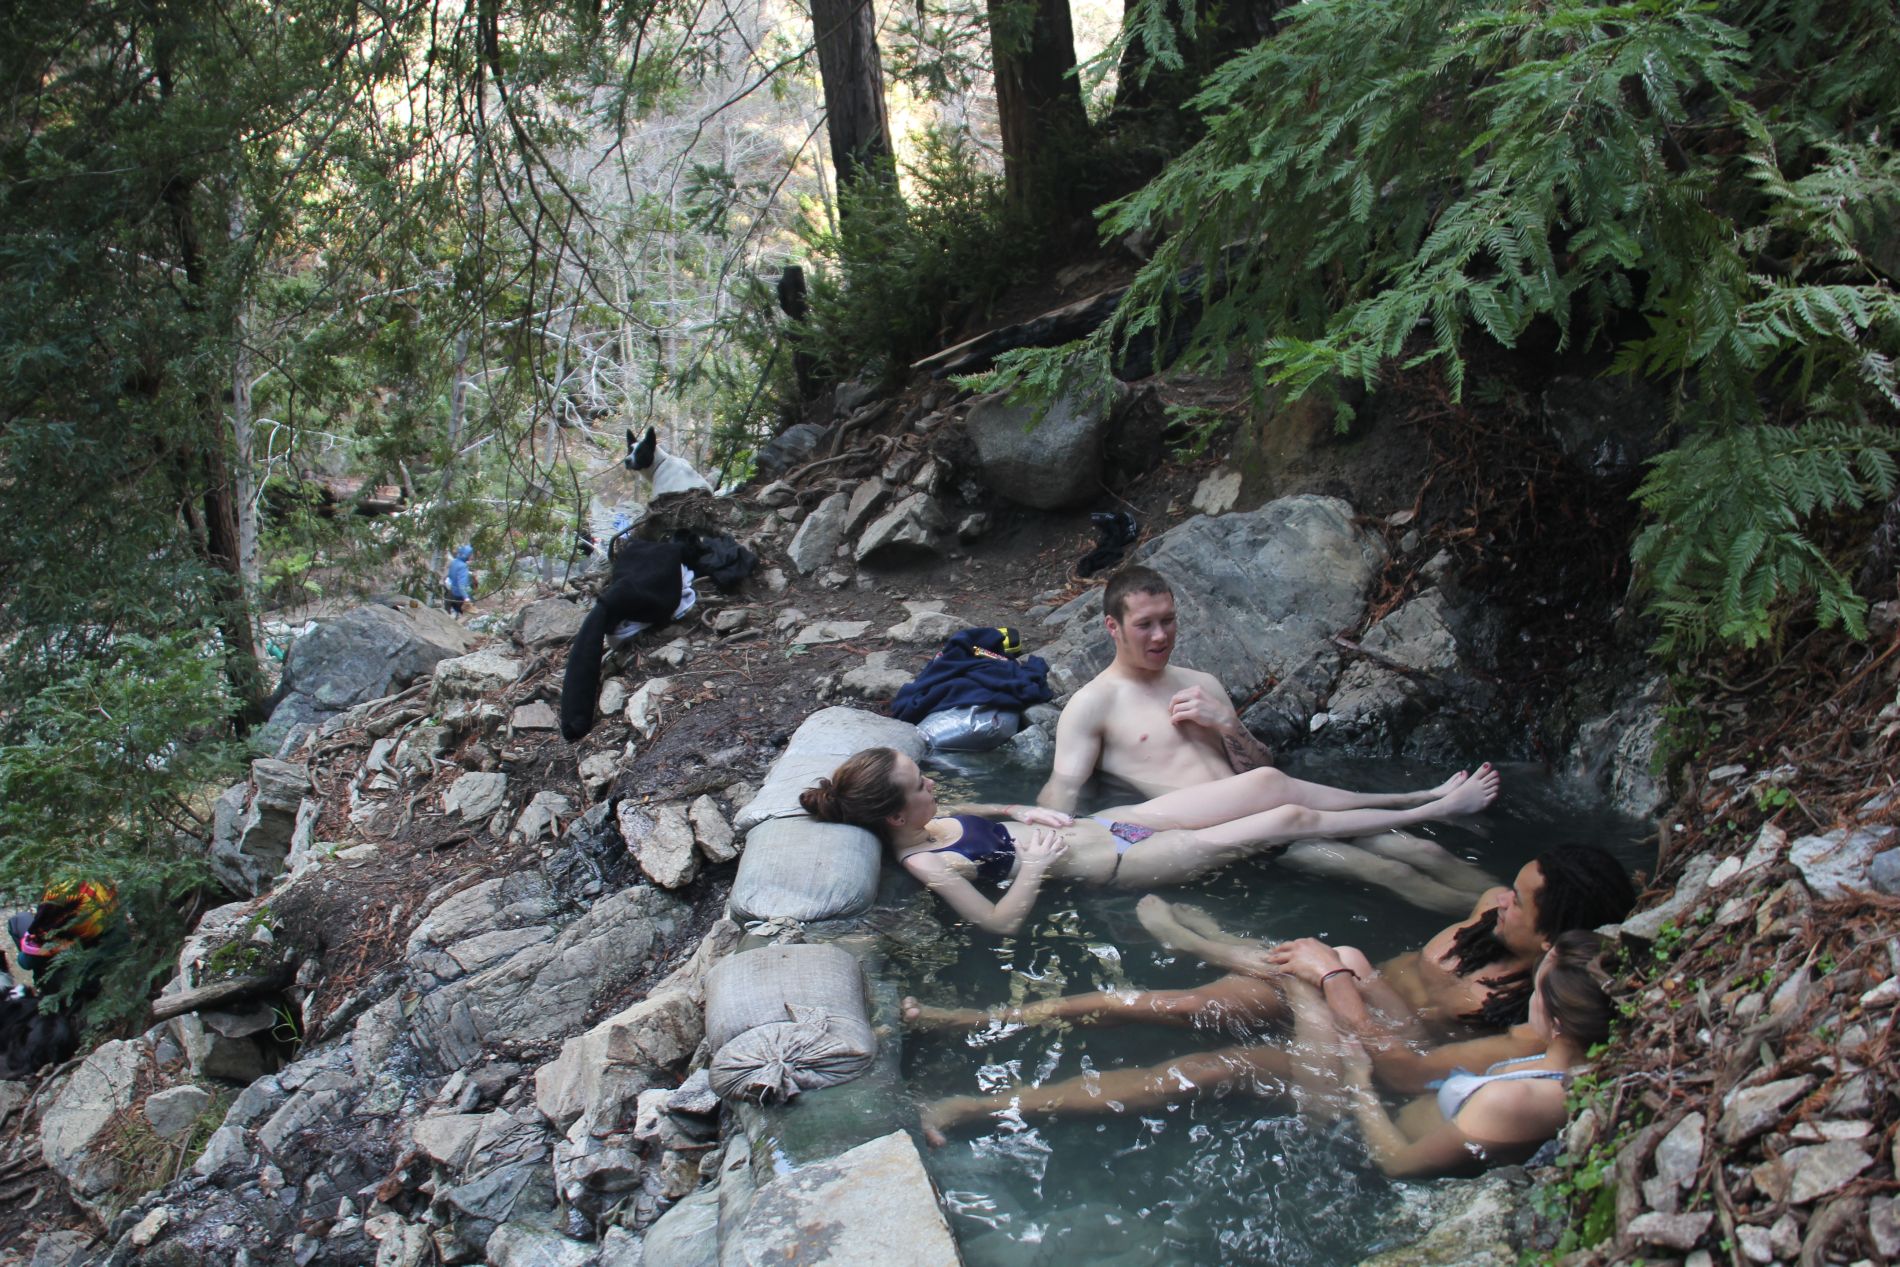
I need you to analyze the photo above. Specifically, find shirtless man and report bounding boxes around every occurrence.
[1036,565,1496,911]
[1038,565,1268,811]
[907,844,1635,1043]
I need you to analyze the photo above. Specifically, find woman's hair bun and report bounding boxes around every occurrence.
[799,779,836,819]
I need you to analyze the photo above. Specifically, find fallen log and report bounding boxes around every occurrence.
[149,969,291,1021]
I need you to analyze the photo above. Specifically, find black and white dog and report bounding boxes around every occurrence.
[624,426,711,498]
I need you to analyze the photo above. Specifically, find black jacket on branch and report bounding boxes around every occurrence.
[560,539,688,742]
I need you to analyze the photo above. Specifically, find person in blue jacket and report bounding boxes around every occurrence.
[444,544,475,615]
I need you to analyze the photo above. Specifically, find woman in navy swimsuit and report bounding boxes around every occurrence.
[800,748,1499,935]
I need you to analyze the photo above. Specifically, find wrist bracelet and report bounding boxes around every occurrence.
[1320,968,1359,987]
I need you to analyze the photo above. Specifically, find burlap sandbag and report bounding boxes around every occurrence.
[728,817,882,924]
[704,943,876,1103]
[733,707,924,832]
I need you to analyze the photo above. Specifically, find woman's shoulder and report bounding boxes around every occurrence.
[1460,1069,1569,1135]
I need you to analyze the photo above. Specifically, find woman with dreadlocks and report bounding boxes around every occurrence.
[901,846,1633,1042]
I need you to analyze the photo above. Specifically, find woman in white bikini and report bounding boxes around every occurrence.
[919,929,1613,1179]
[799,748,1500,935]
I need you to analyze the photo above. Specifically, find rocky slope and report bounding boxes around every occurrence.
[3,369,1891,1267]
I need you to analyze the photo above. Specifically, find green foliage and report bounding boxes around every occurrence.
[1632,421,1899,653]
[802,133,1034,381]
[976,0,1900,657]
[0,633,240,1033]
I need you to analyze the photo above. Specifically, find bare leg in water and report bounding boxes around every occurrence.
[920,1043,1296,1145]
[902,896,1296,1035]
[1106,766,1500,890]
[918,977,1351,1144]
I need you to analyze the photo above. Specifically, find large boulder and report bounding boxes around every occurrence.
[1036,496,1386,724]
[408,884,691,1074]
[732,1131,960,1266]
[261,603,472,749]
[964,384,1125,510]
[41,1037,149,1205]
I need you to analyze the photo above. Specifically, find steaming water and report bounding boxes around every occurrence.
[883,753,1652,1266]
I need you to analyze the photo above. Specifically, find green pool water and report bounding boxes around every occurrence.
[881,753,1652,1267]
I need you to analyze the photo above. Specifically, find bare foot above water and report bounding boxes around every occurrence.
[1440,762,1499,815]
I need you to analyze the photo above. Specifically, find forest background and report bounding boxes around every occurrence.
[1,1,1897,1248]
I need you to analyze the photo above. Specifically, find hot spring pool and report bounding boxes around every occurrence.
[875,753,1652,1266]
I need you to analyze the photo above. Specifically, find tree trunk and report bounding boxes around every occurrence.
[154,6,269,727]
[988,0,1092,215]
[230,198,259,592]
[809,0,896,191]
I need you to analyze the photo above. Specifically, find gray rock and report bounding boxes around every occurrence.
[667,1069,720,1118]
[1565,674,1669,818]
[1718,1075,1817,1145]
[1790,824,1898,898]
[172,1007,271,1082]
[1359,1169,1525,1267]
[964,385,1121,510]
[626,677,672,737]
[1870,1194,1900,1258]
[886,602,959,644]
[1037,496,1385,721]
[1871,848,1900,896]
[1644,1111,1705,1214]
[597,677,629,717]
[412,1113,486,1170]
[444,771,509,820]
[534,990,702,1134]
[482,1215,592,1267]
[791,619,870,645]
[845,478,888,535]
[144,1084,215,1140]
[510,790,574,844]
[956,512,990,542]
[0,1080,26,1124]
[735,1131,958,1266]
[642,1183,718,1267]
[579,751,620,796]
[623,802,699,890]
[1620,852,1718,942]
[261,602,473,748]
[431,649,525,707]
[410,884,690,1074]
[854,493,948,562]
[27,1230,96,1267]
[689,795,737,863]
[1626,1210,1712,1251]
[207,759,312,896]
[788,491,852,574]
[516,599,587,649]
[1735,1223,1774,1263]
[41,1038,147,1199]
[839,651,912,700]
[754,422,828,476]
[1785,1140,1872,1203]
[512,700,559,731]
[1191,469,1243,515]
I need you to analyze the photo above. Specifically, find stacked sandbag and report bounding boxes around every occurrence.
[703,943,876,1103]
[728,707,923,924]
